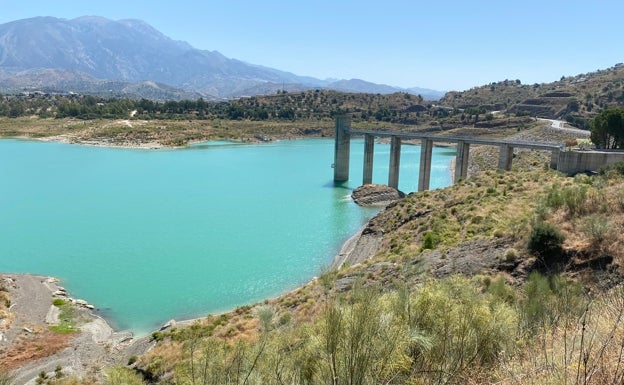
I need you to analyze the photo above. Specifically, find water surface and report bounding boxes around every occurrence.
[0,138,454,334]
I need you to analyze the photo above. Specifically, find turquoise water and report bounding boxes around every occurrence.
[0,138,454,335]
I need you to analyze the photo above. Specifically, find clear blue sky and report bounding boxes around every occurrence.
[0,0,622,91]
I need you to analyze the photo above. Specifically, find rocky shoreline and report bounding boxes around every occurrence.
[1,220,385,384]
[0,274,152,385]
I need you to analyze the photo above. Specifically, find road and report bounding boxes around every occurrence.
[536,118,590,137]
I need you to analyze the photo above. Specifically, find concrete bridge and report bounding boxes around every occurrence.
[333,115,565,191]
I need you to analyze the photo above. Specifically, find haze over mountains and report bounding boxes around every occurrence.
[0,16,445,100]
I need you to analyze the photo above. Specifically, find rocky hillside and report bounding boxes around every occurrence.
[441,64,624,125]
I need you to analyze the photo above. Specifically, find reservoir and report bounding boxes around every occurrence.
[0,138,454,335]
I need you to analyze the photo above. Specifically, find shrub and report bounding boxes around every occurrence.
[412,277,518,382]
[583,214,610,244]
[421,231,440,250]
[52,298,66,307]
[103,367,145,385]
[562,185,588,216]
[527,222,565,266]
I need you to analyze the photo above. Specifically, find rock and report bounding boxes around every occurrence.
[23,326,33,333]
[351,184,405,206]
[45,305,61,325]
[75,299,88,306]
[53,290,67,296]
[85,304,95,310]
[160,319,176,331]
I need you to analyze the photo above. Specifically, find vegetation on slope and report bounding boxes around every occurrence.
[442,64,624,127]
[39,162,616,385]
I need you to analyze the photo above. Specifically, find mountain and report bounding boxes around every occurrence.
[0,16,445,100]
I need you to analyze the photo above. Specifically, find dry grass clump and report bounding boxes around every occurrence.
[539,170,624,265]
[0,279,13,332]
[496,285,624,385]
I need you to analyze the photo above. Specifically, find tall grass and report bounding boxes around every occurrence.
[136,275,615,385]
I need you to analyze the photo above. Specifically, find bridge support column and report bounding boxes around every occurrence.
[333,115,351,182]
[550,148,560,170]
[498,144,514,170]
[418,139,433,191]
[454,141,470,183]
[388,136,401,189]
[363,134,374,185]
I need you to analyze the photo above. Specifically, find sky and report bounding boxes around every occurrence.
[0,0,622,91]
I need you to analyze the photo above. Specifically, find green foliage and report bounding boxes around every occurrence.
[411,277,517,383]
[52,298,66,306]
[103,367,146,385]
[49,301,79,334]
[582,214,610,244]
[143,274,601,385]
[421,231,440,250]
[519,272,587,333]
[590,108,624,148]
[527,221,565,265]
[562,184,588,216]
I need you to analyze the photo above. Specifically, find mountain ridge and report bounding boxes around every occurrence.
[0,16,445,100]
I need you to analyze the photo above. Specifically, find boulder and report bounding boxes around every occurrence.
[351,184,405,206]
[160,319,177,331]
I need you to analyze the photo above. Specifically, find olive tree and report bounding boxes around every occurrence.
[590,108,624,149]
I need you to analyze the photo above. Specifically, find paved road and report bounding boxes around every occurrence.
[537,118,590,137]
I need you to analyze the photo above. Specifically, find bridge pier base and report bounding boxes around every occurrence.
[363,134,374,185]
[418,139,433,191]
[498,144,514,170]
[333,115,351,182]
[388,136,401,189]
[454,141,470,182]
[550,148,560,170]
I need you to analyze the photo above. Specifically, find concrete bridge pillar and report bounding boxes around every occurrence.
[454,140,470,183]
[418,139,433,191]
[363,134,374,185]
[498,144,514,170]
[550,148,560,170]
[388,136,401,189]
[333,115,351,182]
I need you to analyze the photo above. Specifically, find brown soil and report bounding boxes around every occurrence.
[0,331,71,370]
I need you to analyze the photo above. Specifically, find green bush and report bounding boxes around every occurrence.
[421,231,440,250]
[583,214,610,244]
[527,222,565,265]
[412,277,518,383]
[562,185,588,216]
[103,367,145,385]
[52,298,66,307]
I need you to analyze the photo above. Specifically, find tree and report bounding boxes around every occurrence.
[590,108,624,149]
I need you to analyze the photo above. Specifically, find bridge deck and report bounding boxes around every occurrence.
[347,128,564,151]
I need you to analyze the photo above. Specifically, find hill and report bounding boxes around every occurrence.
[0,16,444,100]
[440,64,624,127]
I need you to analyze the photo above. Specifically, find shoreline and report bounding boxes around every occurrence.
[1,134,457,382]
[1,273,150,385]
